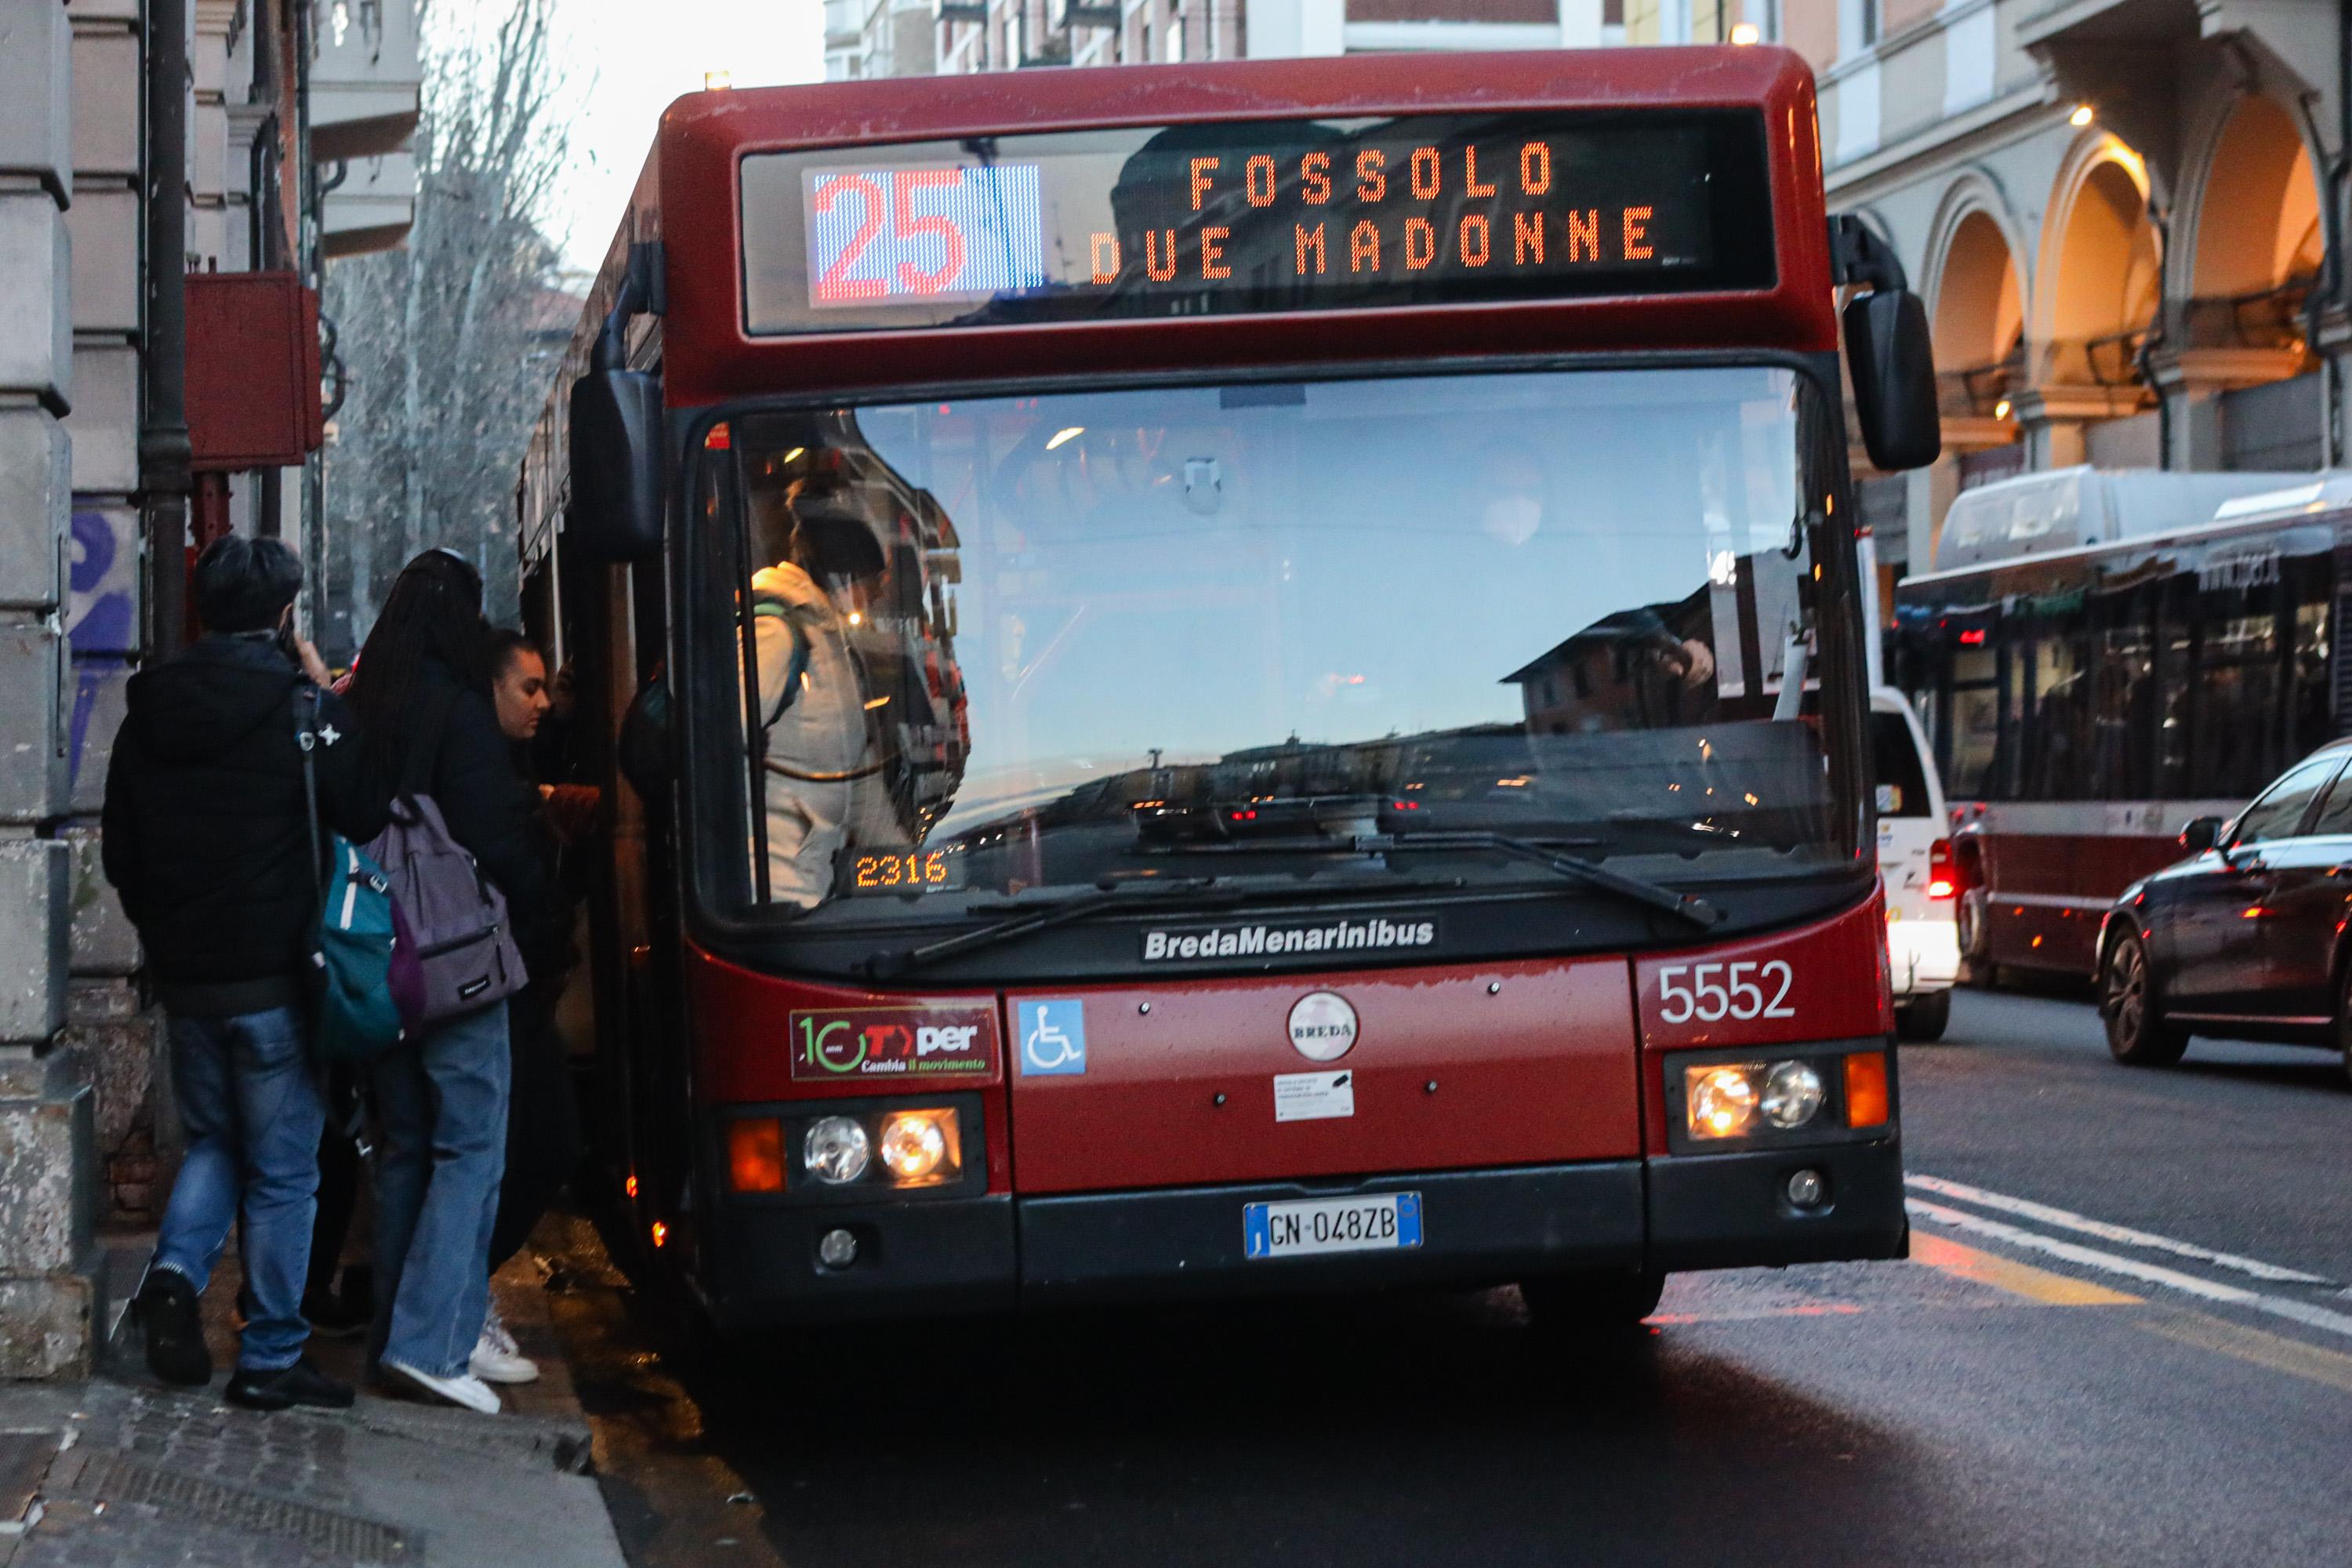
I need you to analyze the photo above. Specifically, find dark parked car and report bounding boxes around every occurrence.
[2098,740,2352,1080]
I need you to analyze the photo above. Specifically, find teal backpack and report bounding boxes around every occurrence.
[298,689,412,1063]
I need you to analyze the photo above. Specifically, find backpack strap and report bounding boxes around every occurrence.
[752,598,813,730]
[296,685,325,899]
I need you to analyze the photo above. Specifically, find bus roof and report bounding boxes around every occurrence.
[641,47,1834,405]
[1929,465,2319,572]
[1900,485,2351,596]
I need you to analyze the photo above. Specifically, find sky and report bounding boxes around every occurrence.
[533,0,825,275]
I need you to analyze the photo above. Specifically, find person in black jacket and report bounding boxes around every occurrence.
[474,630,589,1386]
[102,535,387,1412]
[344,549,543,1414]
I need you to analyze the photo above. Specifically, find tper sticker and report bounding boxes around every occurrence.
[1274,1070,1355,1123]
[789,1004,998,1081]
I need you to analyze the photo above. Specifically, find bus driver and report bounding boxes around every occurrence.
[750,477,909,906]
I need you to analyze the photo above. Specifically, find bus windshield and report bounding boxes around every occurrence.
[697,365,1853,928]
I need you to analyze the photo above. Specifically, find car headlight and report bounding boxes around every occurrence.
[803,1116,870,1184]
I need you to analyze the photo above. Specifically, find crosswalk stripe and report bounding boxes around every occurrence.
[1907,1174,2333,1285]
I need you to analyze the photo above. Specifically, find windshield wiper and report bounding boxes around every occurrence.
[863,879,1229,979]
[1363,830,1722,929]
[861,871,1461,978]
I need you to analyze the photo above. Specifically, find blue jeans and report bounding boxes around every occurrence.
[369,1000,510,1377]
[151,1005,325,1373]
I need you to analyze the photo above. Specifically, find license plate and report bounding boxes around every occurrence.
[1243,1192,1423,1260]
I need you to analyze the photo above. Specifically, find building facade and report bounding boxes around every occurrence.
[0,0,417,1379]
[822,1,1676,77]
[1793,0,2344,576]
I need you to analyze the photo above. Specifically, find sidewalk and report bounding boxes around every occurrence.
[0,1239,628,1568]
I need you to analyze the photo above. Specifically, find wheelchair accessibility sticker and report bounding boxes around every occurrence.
[1018,1000,1087,1076]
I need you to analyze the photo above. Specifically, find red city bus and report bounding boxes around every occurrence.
[520,47,1940,1334]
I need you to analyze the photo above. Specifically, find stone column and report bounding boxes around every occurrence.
[2314,304,2351,470]
[0,0,100,1380]
[2145,345,2307,471]
[2013,384,2144,470]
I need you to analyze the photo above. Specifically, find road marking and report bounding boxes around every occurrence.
[1650,1304,1868,1324]
[1908,1198,2352,1341]
[1910,1232,2140,1306]
[1907,1174,2332,1286]
[2140,1312,2352,1397]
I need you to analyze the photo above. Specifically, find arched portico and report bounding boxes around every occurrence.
[2020,133,2161,470]
[2153,93,2325,470]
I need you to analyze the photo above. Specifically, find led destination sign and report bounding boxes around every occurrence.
[740,111,1773,335]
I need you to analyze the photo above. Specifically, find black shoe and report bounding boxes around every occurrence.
[301,1287,371,1340]
[137,1270,212,1388]
[226,1357,356,1412]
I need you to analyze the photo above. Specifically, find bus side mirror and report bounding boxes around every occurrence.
[1843,287,1942,473]
[568,368,665,561]
[2179,816,2222,855]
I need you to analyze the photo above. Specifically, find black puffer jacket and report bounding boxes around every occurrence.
[384,657,551,970]
[101,634,389,1016]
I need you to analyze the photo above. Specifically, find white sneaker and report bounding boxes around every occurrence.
[383,1358,503,1414]
[469,1320,539,1385]
[481,1305,521,1359]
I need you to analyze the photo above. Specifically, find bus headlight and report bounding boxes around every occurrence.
[1686,1065,1760,1139]
[803,1116,870,1184]
[1761,1061,1825,1129]
[877,1109,960,1186]
[1675,1051,1879,1147]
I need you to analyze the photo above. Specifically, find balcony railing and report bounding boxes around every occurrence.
[2165,274,2315,354]
[1939,345,2026,420]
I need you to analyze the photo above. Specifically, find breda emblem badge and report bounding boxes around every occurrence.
[1286,991,1359,1062]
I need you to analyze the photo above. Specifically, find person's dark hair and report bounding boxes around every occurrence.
[349,549,491,775]
[191,535,303,634]
[485,627,543,679]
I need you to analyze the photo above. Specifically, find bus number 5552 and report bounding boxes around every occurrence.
[1657,960,1798,1023]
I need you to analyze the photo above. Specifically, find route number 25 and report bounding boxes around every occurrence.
[1656,960,1797,1024]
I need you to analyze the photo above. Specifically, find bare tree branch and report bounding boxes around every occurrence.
[321,0,576,652]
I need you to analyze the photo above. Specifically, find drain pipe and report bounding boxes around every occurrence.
[142,0,193,649]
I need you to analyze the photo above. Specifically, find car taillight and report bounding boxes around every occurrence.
[1927,838,1956,899]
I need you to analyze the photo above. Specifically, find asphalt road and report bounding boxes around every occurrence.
[564,988,2352,1567]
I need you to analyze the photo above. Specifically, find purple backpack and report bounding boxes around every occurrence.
[365,689,531,1029]
[365,793,527,1025]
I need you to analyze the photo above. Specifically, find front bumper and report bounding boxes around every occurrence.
[1888,918,1961,997]
[701,1139,1906,1327]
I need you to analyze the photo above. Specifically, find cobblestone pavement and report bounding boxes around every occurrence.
[0,1241,626,1568]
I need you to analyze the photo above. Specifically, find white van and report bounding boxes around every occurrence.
[1874,688,1958,1041]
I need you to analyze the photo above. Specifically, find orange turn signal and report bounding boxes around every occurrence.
[1844,1051,1889,1128]
[727,1117,786,1192]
